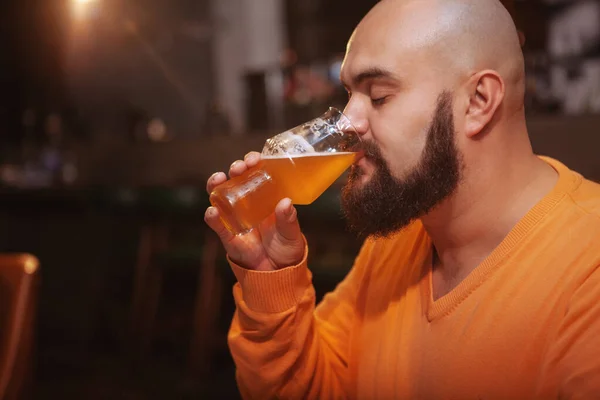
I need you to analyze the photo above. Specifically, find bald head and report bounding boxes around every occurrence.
[339,0,547,240]
[346,0,525,110]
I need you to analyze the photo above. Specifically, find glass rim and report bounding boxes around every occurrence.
[328,106,359,135]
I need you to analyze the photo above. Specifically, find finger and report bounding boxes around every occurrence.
[274,198,302,242]
[243,151,262,168]
[204,206,235,243]
[229,160,248,179]
[206,172,227,194]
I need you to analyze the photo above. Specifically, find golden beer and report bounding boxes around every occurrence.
[210,152,358,234]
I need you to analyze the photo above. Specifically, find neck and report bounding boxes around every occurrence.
[421,127,558,295]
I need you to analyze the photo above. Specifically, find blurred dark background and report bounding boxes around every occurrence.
[0,0,599,398]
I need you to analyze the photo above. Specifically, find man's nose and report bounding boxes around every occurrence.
[342,101,369,138]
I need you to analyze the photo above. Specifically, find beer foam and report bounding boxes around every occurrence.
[262,131,315,157]
[261,151,356,160]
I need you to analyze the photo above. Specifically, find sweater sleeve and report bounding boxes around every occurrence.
[227,239,374,400]
[536,265,600,399]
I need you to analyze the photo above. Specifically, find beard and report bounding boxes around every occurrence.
[341,91,462,240]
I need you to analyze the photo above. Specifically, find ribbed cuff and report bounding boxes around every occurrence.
[228,246,312,314]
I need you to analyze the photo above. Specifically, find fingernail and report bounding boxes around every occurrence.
[230,161,241,169]
[284,200,293,216]
[207,207,217,217]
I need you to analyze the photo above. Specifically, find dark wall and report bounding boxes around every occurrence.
[528,115,600,181]
[0,0,68,142]
[285,0,378,63]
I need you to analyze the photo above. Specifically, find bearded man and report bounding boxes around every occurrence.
[204,0,600,398]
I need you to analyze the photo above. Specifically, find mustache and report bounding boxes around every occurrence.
[359,140,388,170]
[361,140,380,158]
[349,140,389,181]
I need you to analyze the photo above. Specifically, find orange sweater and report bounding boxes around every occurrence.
[228,157,600,400]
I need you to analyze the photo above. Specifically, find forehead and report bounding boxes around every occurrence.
[342,23,430,84]
[341,38,416,89]
[341,1,448,84]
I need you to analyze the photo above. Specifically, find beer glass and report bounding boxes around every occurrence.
[210,107,361,235]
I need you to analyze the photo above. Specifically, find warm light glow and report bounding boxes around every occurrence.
[71,0,100,20]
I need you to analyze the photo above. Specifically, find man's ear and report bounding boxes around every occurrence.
[465,70,505,138]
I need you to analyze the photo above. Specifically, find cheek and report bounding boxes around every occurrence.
[369,99,431,176]
[451,111,467,145]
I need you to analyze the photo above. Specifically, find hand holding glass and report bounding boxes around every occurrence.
[209,108,361,235]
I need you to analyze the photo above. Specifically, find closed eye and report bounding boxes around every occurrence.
[371,96,388,106]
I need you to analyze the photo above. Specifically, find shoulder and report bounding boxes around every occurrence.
[569,176,600,219]
[539,159,600,283]
[557,166,600,243]
[543,157,600,225]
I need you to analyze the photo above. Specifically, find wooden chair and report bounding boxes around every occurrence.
[0,254,39,400]
[130,220,224,372]
[128,187,226,376]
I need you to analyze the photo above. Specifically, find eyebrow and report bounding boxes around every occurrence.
[342,67,399,88]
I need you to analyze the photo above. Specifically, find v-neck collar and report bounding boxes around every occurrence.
[420,157,581,322]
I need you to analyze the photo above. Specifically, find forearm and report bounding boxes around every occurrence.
[227,256,350,400]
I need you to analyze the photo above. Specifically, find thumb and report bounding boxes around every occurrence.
[274,198,302,242]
